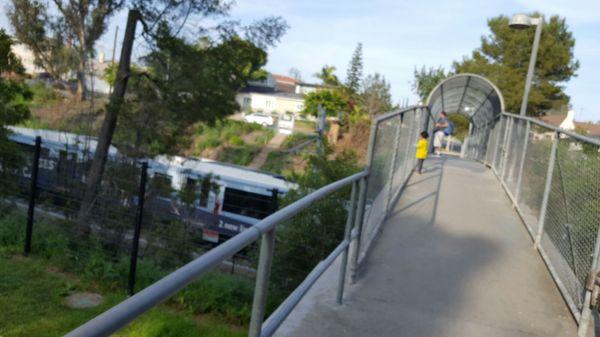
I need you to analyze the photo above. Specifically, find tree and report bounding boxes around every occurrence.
[302,89,348,118]
[272,143,360,290]
[113,31,269,156]
[314,65,340,86]
[412,66,448,101]
[9,0,125,99]
[345,43,363,93]
[79,5,287,222]
[0,29,31,195]
[288,67,302,82]
[360,73,394,117]
[453,14,579,115]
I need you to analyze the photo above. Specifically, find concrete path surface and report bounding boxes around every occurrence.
[248,132,287,169]
[275,156,577,337]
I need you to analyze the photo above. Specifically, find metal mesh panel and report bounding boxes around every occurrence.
[492,116,507,169]
[541,135,600,311]
[359,108,424,260]
[516,124,553,234]
[502,118,527,197]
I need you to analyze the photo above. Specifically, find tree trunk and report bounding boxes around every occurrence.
[76,69,86,100]
[78,10,140,225]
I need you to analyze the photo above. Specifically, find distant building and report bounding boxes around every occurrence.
[538,110,600,138]
[11,43,45,75]
[236,72,324,118]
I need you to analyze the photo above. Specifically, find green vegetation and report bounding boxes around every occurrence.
[272,143,360,290]
[282,133,315,150]
[447,113,470,141]
[194,120,264,154]
[27,81,62,109]
[0,208,256,336]
[217,145,262,166]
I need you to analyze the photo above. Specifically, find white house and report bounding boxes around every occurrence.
[236,72,321,118]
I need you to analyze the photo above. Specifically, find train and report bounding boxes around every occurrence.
[8,126,295,243]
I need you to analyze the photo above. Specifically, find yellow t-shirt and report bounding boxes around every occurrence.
[416,139,428,159]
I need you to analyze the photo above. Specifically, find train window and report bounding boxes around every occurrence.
[180,177,197,205]
[199,176,211,208]
[151,173,173,198]
[222,188,272,219]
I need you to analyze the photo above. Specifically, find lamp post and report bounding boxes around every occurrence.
[509,13,543,116]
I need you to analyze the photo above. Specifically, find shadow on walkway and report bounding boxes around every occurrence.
[277,156,576,337]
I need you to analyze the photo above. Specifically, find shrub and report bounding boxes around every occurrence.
[229,135,245,146]
[173,272,254,324]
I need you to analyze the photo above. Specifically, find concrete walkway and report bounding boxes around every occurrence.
[276,156,577,337]
[248,132,287,169]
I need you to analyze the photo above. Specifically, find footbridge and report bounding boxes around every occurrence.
[66,74,600,337]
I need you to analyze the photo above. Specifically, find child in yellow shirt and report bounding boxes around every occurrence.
[415,131,429,174]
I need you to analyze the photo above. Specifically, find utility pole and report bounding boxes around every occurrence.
[79,10,140,223]
[316,104,326,155]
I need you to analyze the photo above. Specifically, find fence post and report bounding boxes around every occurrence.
[24,136,41,256]
[337,181,358,305]
[534,131,559,248]
[577,224,600,336]
[500,117,515,179]
[498,116,512,176]
[248,228,276,337]
[514,120,531,205]
[128,162,148,295]
[248,188,279,336]
[349,176,367,284]
[384,119,402,216]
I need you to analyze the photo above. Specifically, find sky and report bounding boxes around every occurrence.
[1,0,599,121]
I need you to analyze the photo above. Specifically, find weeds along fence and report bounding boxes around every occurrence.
[0,138,257,295]
[59,106,429,337]
[468,112,600,333]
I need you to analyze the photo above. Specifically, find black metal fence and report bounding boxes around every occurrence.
[0,136,265,294]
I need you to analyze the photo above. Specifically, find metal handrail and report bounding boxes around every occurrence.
[65,170,368,337]
[502,112,600,146]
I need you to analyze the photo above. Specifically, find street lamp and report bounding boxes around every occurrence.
[509,13,543,116]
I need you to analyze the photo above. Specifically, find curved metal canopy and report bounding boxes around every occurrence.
[426,73,505,127]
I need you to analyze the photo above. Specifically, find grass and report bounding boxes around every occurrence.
[217,145,261,166]
[0,208,261,336]
[27,81,63,110]
[194,120,264,154]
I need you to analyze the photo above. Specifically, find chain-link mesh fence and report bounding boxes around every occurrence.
[358,107,428,262]
[465,113,600,324]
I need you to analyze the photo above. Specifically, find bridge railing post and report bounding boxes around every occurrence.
[534,131,559,248]
[514,120,531,205]
[337,180,358,304]
[248,189,279,337]
[498,116,512,177]
[577,223,600,336]
[350,176,367,284]
[385,116,402,216]
[248,228,276,337]
[500,116,514,180]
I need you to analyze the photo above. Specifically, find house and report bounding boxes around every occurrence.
[538,110,600,138]
[235,72,324,119]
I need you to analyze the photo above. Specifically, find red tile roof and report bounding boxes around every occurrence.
[273,74,297,84]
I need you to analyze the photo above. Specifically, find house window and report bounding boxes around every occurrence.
[222,187,272,219]
[242,97,251,110]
